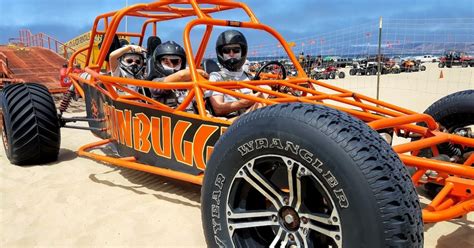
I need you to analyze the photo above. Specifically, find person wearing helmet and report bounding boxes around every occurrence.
[149,41,208,107]
[208,30,265,117]
[110,44,147,80]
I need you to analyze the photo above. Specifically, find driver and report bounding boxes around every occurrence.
[209,30,265,117]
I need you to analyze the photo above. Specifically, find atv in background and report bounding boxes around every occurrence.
[400,59,426,72]
[438,51,474,68]
[311,65,345,79]
[383,59,401,74]
[350,55,394,76]
[349,61,381,76]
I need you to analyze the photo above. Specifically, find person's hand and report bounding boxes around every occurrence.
[197,69,209,79]
[128,45,146,53]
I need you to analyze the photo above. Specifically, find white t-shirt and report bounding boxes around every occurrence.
[209,68,251,102]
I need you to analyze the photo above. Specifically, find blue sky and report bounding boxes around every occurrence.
[0,0,473,49]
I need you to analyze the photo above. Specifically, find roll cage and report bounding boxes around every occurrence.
[66,0,473,223]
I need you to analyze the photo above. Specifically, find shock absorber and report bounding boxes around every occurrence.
[59,85,75,114]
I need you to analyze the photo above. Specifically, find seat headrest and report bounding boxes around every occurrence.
[203,59,221,74]
[147,36,162,57]
[98,34,121,62]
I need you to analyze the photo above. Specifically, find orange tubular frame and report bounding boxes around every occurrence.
[68,0,474,223]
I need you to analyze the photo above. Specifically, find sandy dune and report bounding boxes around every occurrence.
[1,63,473,247]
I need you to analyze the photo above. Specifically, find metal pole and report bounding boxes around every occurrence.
[376,17,383,100]
[125,0,128,33]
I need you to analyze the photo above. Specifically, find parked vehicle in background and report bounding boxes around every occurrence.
[400,58,426,72]
[311,65,345,79]
[333,57,353,68]
[438,50,474,68]
[383,59,401,74]
[414,54,438,63]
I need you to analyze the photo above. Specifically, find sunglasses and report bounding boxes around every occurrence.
[161,57,182,66]
[222,47,241,54]
[124,58,142,65]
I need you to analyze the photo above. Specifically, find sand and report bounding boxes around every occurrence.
[1,63,473,247]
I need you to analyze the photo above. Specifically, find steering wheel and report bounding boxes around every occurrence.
[253,60,307,96]
[254,61,287,80]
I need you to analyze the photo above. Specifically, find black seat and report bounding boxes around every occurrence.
[191,59,220,115]
[194,59,241,117]
[146,36,162,57]
[145,36,162,80]
[119,38,129,47]
[202,59,221,74]
[98,34,121,62]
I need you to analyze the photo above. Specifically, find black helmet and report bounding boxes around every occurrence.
[216,30,248,71]
[153,41,187,77]
[119,51,146,78]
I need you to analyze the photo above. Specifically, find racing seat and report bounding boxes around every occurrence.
[192,59,222,115]
[98,34,121,62]
[145,36,162,80]
[202,59,220,74]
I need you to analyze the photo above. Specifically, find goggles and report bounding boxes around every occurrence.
[222,46,241,54]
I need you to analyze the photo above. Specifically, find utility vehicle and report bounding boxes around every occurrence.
[1,1,473,247]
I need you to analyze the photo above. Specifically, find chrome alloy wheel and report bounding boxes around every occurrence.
[226,155,342,247]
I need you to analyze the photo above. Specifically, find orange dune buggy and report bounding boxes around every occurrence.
[1,1,473,247]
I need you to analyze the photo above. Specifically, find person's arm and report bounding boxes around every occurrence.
[209,95,254,116]
[109,45,146,72]
[162,68,208,82]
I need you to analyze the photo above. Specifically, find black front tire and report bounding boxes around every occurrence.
[202,103,423,248]
[1,83,60,165]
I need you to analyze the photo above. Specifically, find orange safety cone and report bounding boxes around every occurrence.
[439,70,444,79]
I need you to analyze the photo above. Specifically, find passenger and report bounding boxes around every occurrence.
[208,30,265,117]
[149,41,208,108]
[109,44,147,80]
[108,44,147,94]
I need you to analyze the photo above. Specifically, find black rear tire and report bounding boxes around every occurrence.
[338,71,345,78]
[349,68,356,76]
[1,83,60,165]
[411,90,474,195]
[419,90,474,157]
[202,103,423,248]
[370,68,377,75]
